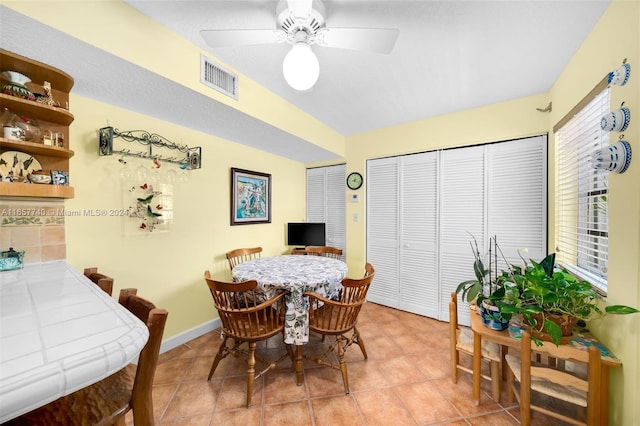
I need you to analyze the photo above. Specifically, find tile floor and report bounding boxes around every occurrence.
[136,302,580,425]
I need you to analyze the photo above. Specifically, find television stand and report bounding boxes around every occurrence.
[290,247,307,255]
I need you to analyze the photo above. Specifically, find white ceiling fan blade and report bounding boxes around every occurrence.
[316,28,400,54]
[200,29,285,48]
[287,0,312,19]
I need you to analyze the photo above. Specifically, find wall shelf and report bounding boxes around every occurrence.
[0,181,74,198]
[0,49,74,199]
[0,138,74,159]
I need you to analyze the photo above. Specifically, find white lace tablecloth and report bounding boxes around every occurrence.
[232,255,348,345]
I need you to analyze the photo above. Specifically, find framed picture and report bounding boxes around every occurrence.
[231,168,271,225]
[50,170,69,186]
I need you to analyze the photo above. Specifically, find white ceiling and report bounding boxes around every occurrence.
[1,1,611,163]
[125,0,611,135]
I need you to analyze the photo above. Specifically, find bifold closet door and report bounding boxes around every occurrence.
[306,165,346,256]
[366,156,400,308]
[366,136,547,325]
[439,145,486,326]
[398,152,439,317]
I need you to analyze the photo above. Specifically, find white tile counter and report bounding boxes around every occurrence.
[0,261,149,423]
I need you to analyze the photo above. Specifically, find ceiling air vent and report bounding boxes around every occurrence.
[200,55,238,100]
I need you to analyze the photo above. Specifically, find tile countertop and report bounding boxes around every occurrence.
[0,260,149,423]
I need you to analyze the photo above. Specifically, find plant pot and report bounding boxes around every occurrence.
[479,300,509,331]
[508,314,526,339]
[527,312,577,344]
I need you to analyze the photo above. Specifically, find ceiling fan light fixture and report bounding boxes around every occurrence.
[282,42,319,91]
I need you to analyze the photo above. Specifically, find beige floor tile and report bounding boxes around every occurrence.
[306,364,350,398]
[377,355,426,386]
[263,369,307,404]
[160,413,214,425]
[467,410,519,425]
[162,380,222,419]
[310,395,364,426]
[432,376,502,417]
[354,388,417,425]
[343,360,390,392]
[214,375,264,411]
[210,407,262,426]
[263,401,312,426]
[409,349,452,380]
[154,357,193,385]
[395,380,461,424]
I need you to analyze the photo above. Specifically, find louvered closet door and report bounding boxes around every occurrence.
[367,157,400,308]
[325,165,346,255]
[487,136,547,268]
[306,165,346,257]
[306,168,325,223]
[399,152,439,317]
[439,146,486,326]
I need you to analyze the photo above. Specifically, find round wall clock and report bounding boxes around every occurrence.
[346,172,363,190]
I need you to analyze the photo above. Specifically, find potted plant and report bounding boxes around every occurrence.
[496,253,639,345]
[456,236,511,330]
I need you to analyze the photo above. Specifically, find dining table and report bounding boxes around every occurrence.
[470,308,621,425]
[231,254,348,384]
[0,260,149,423]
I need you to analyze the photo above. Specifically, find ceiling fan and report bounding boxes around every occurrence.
[200,0,399,91]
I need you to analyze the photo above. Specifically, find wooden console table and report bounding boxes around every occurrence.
[470,309,620,425]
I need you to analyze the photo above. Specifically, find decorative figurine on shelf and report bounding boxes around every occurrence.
[36,81,59,107]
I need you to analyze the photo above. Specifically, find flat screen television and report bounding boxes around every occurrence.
[287,222,326,247]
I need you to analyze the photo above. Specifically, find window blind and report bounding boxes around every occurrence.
[555,88,610,293]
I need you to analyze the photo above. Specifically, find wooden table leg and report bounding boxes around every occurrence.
[473,331,482,404]
[600,365,609,425]
[295,345,303,386]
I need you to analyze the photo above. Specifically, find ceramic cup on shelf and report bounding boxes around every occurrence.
[600,106,630,132]
[591,140,632,174]
[608,63,631,86]
[3,125,25,141]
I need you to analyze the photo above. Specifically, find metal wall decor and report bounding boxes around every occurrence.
[98,126,202,170]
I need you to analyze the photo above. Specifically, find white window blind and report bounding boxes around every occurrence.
[555,88,610,293]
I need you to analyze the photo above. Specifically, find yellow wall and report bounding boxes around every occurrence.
[65,95,307,339]
[548,1,639,423]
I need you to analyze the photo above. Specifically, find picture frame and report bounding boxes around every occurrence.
[50,170,69,186]
[230,168,271,225]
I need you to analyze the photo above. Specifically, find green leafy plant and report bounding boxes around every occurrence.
[456,235,508,311]
[497,253,638,345]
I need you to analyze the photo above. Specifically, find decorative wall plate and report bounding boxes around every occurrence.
[0,151,42,182]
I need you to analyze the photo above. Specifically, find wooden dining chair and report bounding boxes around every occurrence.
[449,292,502,401]
[204,271,290,407]
[304,245,343,259]
[226,247,262,271]
[84,266,114,296]
[505,331,602,426]
[7,288,168,425]
[303,268,374,394]
[364,262,375,278]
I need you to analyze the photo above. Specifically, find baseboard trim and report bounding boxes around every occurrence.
[160,318,221,354]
